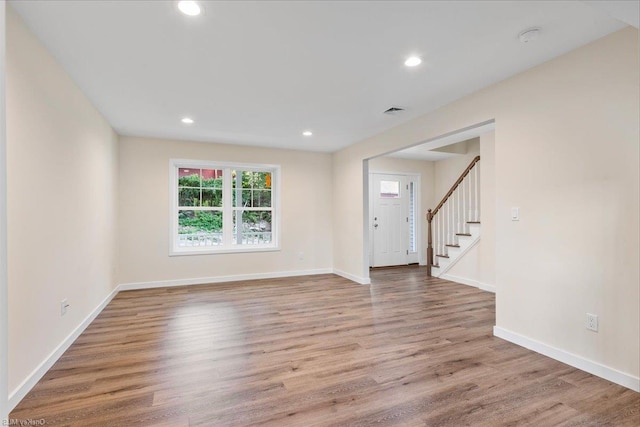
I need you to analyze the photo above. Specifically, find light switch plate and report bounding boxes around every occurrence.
[511,207,520,221]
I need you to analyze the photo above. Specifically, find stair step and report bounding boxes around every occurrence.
[445,244,460,248]
[436,254,449,258]
[467,221,481,224]
[456,233,472,236]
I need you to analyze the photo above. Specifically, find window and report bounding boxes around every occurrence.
[380,180,400,198]
[170,160,279,255]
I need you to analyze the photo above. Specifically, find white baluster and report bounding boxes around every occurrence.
[442,202,449,249]
[474,163,479,222]
[447,201,451,249]
[457,183,461,235]
[440,213,443,256]
[476,162,481,222]
[433,215,440,264]
[454,193,458,244]
[462,177,467,234]
[458,184,462,234]
[451,193,455,245]
[450,199,454,246]
[467,173,472,225]
[440,211,443,256]
[443,203,447,250]
[453,187,458,237]
[433,214,440,264]
[437,212,441,257]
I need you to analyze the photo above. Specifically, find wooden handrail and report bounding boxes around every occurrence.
[431,155,480,218]
[426,155,480,276]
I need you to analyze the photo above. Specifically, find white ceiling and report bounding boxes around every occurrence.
[584,1,640,28]
[10,1,630,152]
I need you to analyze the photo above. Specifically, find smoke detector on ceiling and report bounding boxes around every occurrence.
[383,106,406,115]
[518,28,541,44]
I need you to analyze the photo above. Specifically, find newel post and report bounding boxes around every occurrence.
[427,209,433,277]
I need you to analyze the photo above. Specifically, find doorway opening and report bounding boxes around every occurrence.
[369,173,419,267]
[362,120,495,275]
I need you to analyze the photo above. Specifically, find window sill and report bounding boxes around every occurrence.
[169,246,280,257]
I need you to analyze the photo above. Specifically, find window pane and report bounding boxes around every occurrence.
[232,210,272,245]
[178,168,201,187]
[232,171,273,208]
[249,171,271,189]
[238,190,251,207]
[253,189,271,207]
[380,180,400,198]
[201,169,223,188]
[231,171,271,190]
[179,188,200,207]
[178,210,223,247]
[201,189,222,207]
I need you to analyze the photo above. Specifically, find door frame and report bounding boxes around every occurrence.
[368,171,421,267]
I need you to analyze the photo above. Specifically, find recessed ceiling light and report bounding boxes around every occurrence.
[404,56,422,67]
[302,130,313,137]
[178,1,201,16]
[181,117,194,124]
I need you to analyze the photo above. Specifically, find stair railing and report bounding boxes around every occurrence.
[426,155,480,276]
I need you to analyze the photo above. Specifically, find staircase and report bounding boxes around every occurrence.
[427,156,481,277]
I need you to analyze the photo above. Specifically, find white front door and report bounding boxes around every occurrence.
[371,174,408,267]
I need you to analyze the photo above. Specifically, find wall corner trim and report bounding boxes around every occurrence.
[7,286,120,412]
[440,273,495,293]
[332,269,371,285]
[493,326,640,392]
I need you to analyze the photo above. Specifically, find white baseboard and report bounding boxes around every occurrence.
[8,286,120,412]
[441,273,495,293]
[118,268,334,291]
[493,326,640,392]
[333,269,371,285]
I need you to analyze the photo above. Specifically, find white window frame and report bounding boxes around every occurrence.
[169,159,281,256]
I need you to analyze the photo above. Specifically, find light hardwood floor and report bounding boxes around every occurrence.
[10,266,640,426]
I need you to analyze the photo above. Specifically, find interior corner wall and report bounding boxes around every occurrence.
[117,136,333,286]
[367,156,435,265]
[6,6,119,397]
[332,27,639,381]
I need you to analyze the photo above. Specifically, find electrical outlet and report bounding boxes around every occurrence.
[298,251,304,260]
[586,313,598,332]
[61,299,69,316]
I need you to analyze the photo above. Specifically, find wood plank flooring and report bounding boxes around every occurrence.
[10,266,640,426]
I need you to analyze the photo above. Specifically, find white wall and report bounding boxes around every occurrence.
[332,28,639,384]
[6,6,119,398]
[0,2,8,422]
[118,136,333,285]
[367,156,435,265]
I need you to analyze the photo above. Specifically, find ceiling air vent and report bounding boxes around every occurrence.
[383,106,405,115]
